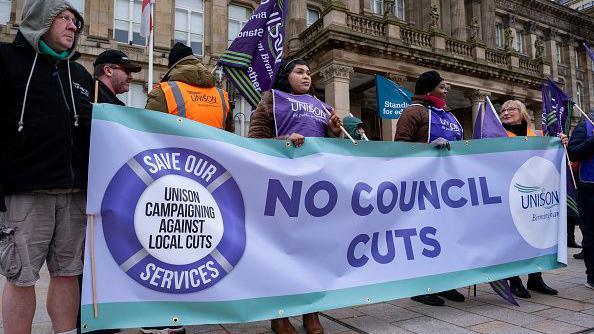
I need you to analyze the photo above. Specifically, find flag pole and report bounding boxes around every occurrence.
[563,143,578,189]
[573,104,594,126]
[147,1,154,92]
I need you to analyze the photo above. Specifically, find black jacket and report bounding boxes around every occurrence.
[0,32,94,195]
[97,79,125,105]
[568,119,594,189]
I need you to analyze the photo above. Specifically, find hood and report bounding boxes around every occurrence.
[343,115,363,140]
[162,55,215,88]
[19,0,83,58]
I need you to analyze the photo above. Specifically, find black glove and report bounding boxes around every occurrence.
[430,137,451,150]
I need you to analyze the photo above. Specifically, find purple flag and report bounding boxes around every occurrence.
[541,80,579,216]
[541,79,572,136]
[585,42,594,64]
[472,96,507,139]
[218,0,288,108]
[489,280,519,307]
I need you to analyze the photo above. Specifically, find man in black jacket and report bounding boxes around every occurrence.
[0,1,94,334]
[568,109,594,289]
[93,49,141,105]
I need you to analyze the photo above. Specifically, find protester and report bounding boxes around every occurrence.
[499,99,563,298]
[143,42,235,334]
[343,115,365,140]
[93,49,141,105]
[567,109,594,289]
[394,70,465,306]
[146,42,234,133]
[248,57,342,334]
[0,1,94,334]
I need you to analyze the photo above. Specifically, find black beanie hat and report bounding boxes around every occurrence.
[168,42,194,68]
[414,70,444,95]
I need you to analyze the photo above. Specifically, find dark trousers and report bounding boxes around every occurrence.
[578,187,594,282]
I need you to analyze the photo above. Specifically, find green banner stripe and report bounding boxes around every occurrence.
[223,50,253,61]
[92,105,564,159]
[226,67,261,105]
[81,254,561,332]
[220,54,252,67]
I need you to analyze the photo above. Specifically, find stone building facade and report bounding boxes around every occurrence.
[0,0,592,139]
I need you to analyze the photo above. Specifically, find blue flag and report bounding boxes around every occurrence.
[218,0,288,108]
[375,75,412,119]
[472,96,507,139]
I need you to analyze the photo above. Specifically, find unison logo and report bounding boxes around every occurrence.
[515,184,560,210]
[509,157,561,249]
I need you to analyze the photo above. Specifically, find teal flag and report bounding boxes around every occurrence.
[375,75,412,119]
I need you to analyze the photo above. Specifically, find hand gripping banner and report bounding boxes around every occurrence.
[81,104,567,331]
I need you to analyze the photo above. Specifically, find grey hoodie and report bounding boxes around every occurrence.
[19,0,83,58]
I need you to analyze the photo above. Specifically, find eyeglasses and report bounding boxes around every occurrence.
[501,107,519,113]
[108,65,132,75]
[56,14,82,31]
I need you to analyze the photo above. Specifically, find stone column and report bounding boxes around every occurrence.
[525,22,537,59]
[585,46,594,113]
[565,38,578,102]
[450,0,466,40]
[480,0,495,48]
[320,63,354,118]
[87,0,110,40]
[469,0,481,41]
[154,0,173,50]
[207,0,230,58]
[440,0,452,36]
[466,90,491,134]
[544,29,558,81]
[287,0,307,51]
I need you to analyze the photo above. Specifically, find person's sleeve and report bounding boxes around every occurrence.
[394,108,418,142]
[568,121,594,161]
[248,92,275,139]
[145,85,168,113]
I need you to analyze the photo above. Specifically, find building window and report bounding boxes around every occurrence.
[575,50,581,67]
[556,44,562,64]
[514,30,525,54]
[114,0,144,45]
[0,0,10,25]
[576,83,583,109]
[228,4,252,45]
[495,24,503,49]
[232,96,252,137]
[175,0,204,55]
[69,0,85,16]
[117,83,147,108]
[306,8,319,27]
[372,0,383,15]
[394,0,405,20]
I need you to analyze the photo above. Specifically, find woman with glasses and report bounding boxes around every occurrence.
[499,99,566,298]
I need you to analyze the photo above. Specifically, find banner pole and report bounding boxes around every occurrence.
[89,214,99,318]
[94,80,99,104]
[563,143,578,189]
[318,99,357,145]
[574,104,594,126]
[147,2,155,92]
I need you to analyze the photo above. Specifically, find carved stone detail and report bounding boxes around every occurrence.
[468,17,480,43]
[534,38,544,60]
[429,4,440,32]
[320,63,354,81]
[504,27,514,51]
[466,89,491,103]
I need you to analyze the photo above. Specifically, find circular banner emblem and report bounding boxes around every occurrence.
[509,156,560,249]
[101,148,246,293]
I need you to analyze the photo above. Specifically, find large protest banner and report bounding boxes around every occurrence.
[81,104,567,331]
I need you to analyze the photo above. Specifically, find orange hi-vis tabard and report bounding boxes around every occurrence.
[160,81,229,129]
[506,127,542,138]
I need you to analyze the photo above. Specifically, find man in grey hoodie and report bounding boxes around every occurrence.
[0,1,94,334]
